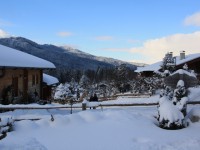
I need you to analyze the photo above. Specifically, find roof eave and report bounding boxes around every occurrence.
[0,66,56,70]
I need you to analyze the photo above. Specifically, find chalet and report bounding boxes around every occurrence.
[136,51,200,80]
[0,44,58,104]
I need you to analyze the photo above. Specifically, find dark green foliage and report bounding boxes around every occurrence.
[159,118,185,130]
[1,85,14,105]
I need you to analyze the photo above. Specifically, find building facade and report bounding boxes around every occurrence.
[136,52,200,81]
[0,68,43,104]
[0,44,56,104]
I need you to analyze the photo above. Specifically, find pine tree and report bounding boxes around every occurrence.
[79,74,90,89]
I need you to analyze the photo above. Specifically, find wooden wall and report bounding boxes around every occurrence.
[177,58,200,80]
[0,68,42,104]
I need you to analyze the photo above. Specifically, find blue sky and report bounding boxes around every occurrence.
[1,0,200,64]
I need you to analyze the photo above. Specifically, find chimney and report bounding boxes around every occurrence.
[180,51,185,60]
[169,52,173,58]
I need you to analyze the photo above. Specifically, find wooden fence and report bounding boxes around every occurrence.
[0,100,199,111]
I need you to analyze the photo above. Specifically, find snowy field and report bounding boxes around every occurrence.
[1,87,200,150]
[0,103,200,150]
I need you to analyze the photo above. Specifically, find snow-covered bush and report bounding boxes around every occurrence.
[0,117,14,135]
[159,85,173,100]
[187,108,200,123]
[158,96,184,129]
[53,82,83,103]
[131,76,160,95]
[172,80,188,116]
[54,83,70,100]
[158,80,188,129]
[157,55,197,129]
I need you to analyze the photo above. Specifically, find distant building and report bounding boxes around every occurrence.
[43,73,59,100]
[0,44,58,104]
[136,51,200,80]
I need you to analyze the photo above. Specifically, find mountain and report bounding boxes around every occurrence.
[0,37,139,70]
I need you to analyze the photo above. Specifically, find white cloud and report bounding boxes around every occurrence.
[0,29,10,38]
[184,12,200,26]
[94,36,114,41]
[130,31,200,64]
[57,31,73,37]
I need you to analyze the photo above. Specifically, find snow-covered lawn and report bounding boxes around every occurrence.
[1,87,200,150]
[0,104,200,150]
[101,94,159,105]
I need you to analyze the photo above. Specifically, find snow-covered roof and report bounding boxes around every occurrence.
[136,53,200,72]
[0,44,56,68]
[171,69,196,78]
[43,73,59,85]
[135,61,162,72]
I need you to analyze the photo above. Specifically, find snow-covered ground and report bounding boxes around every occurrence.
[101,94,159,105]
[0,97,200,150]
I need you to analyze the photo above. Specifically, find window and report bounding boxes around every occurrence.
[32,75,35,86]
[32,74,39,86]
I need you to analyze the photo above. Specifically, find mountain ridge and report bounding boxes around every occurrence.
[0,37,144,71]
